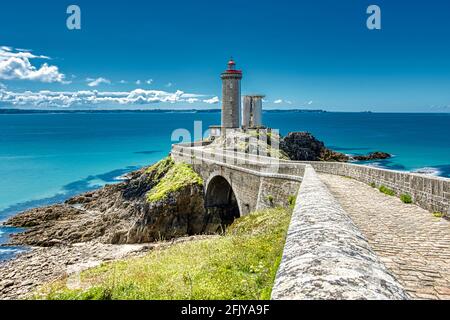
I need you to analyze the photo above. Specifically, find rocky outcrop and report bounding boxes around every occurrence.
[5,157,222,246]
[280,132,349,162]
[280,132,391,162]
[352,152,391,161]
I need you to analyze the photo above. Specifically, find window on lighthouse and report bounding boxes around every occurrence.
[229,83,233,89]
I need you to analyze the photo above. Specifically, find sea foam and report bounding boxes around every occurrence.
[412,167,441,177]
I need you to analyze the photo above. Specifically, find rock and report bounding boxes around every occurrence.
[123,183,207,243]
[280,132,349,162]
[351,151,391,161]
[280,132,391,163]
[47,239,66,246]
[6,205,84,228]
[0,280,14,290]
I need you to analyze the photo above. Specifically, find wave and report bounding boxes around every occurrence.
[363,161,392,170]
[364,163,445,178]
[115,174,130,181]
[0,247,25,254]
[411,167,442,177]
[0,246,27,261]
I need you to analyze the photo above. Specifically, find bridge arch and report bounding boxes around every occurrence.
[205,173,242,227]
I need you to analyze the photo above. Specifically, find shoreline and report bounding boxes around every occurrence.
[0,235,216,300]
[0,167,144,259]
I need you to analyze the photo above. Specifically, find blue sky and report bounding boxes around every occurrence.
[0,0,449,112]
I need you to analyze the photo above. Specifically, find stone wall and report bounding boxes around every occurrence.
[256,177,300,210]
[301,161,450,216]
[271,165,408,300]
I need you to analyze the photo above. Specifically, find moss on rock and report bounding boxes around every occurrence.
[145,157,174,177]
[146,163,203,203]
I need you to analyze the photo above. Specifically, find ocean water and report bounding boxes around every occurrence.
[0,111,449,260]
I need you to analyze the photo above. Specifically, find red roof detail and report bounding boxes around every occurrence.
[225,70,242,74]
[224,59,242,74]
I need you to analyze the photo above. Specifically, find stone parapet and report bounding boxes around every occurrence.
[271,165,408,300]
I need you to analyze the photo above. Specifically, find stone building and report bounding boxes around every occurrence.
[242,94,265,129]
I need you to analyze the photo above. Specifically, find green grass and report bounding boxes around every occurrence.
[369,182,376,188]
[379,185,396,196]
[433,212,444,218]
[287,195,296,208]
[265,195,274,205]
[38,207,292,300]
[146,162,203,203]
[145,157,174,176]
[400,194,413,204]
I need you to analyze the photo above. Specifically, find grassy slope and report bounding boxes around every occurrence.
[147,162,203,203]
[39,207,292,300]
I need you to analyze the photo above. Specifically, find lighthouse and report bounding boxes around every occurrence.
[221,58,242,129]
[209,59,265,139]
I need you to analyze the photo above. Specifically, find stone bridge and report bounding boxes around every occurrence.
[172,143,304,216]
[171,142,450,300]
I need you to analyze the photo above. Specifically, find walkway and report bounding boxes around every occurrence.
[319,173,450,300]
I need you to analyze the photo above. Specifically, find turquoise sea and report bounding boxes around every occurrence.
[1,111,449,260]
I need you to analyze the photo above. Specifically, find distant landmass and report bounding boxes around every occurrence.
[0,108,327,114]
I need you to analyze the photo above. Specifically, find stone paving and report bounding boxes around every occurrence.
[272,167,407,300]
[318,173,450,300]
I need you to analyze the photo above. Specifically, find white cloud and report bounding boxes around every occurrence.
[146,79,153,85]
[86,77,111,87]
[166,82,173,88]
[273,99,292,105]
[0,88,215,108]
[0,46,66,83]
[307,100,313,105]
[0,82,6,90]
[136,80,141,85]
[203,96,219,104]
[430,104,450,110]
